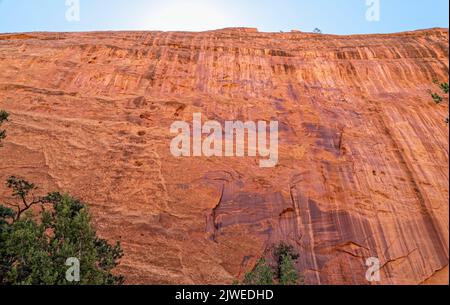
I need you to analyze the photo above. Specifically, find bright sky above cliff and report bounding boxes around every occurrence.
[0,0,448,34]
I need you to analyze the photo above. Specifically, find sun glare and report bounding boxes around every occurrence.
[146,0,234,31]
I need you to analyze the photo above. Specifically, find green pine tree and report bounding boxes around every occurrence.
[273,242,299,280]
[239,242,304,285]
[279,254,298,285]
[243,258,274,285]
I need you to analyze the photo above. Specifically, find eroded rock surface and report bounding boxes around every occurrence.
[0,28,448,284]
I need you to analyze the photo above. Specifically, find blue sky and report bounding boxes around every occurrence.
[0,0,448,34]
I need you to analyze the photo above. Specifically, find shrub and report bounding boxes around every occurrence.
[273,242,299,280]
[0,179,124,285]
[430,80,449,123]
[243,258,274,285]
[313,28,323,34]
[431,92,443,104]
[440,82,449,94]
[240,242,303,285]
[0,110,8,146]
[279,254,299,285]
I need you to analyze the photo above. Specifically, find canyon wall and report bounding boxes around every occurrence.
[0,28,448,284]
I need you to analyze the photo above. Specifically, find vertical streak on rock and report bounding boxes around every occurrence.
[370,97,449,264]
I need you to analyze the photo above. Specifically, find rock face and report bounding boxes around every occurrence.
[0,28,448,284]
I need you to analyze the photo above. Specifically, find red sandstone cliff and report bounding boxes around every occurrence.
[0,28,448,284]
